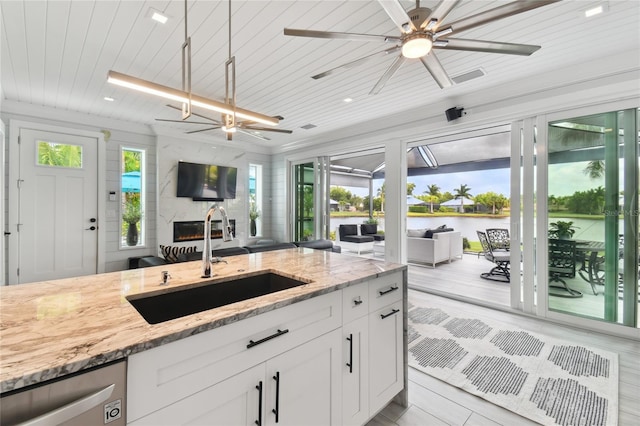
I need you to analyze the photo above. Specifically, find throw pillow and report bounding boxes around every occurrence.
[407,228,427,238]
[160,244,198,263]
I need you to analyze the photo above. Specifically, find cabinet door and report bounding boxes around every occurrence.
[342,316,369,426]
[128,364,265,426]
[368,300,403,413]
[265,329,342,426]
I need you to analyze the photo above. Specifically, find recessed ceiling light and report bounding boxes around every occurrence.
[585,4,606,18]
[343,98,353,103]
[148,8,168,24]
[104,96,115,102]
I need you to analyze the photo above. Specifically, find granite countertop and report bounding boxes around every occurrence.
[0,248,406,393]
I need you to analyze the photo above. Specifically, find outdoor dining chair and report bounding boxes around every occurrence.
[486,228,510,251]
[548,238,582,298]
[477,230,510,283]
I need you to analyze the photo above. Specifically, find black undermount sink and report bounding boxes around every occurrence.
[127,272,311,324]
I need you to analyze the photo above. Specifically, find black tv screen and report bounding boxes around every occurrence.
[176,161,238,200]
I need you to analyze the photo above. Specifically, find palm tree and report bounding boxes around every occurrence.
[583,160,604,179]
[454,184,473,213]
[425,184,440,213]
[376,183,385,213]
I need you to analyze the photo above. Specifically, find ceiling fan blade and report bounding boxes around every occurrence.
[312,45,401,80]
[437,38,540,55]
[370,55,406,95]
[186,127,221,134]
[245,126,293,134]
[155,119,217,125]
[419,53,453,89]
[422,0,462,30]
[284,28,398,43]
[238,128,271,141]
[377,0,415,33]
[443,0,561,35]
[166,104,221,124]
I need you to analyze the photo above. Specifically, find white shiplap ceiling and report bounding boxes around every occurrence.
[1,0,639,149]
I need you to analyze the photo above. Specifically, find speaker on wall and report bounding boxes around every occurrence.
[445,107,464,122]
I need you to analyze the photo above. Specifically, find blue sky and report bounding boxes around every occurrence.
[342,161,607,199]
[346,168,511,198]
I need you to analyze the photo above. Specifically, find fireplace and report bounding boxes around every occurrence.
[173,220,236,243]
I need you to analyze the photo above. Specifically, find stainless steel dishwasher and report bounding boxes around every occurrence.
[1,359,126,426]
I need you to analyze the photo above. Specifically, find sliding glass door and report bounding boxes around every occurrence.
[545,108,638,328]
[291,158,330,242]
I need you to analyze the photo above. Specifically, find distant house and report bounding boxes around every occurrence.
[440,198,474,213]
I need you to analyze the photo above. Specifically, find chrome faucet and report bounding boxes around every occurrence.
[202,204,234,278]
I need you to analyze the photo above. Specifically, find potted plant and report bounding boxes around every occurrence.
[249,202,260,237]
[548,220,578,240]
[123,203,142,246]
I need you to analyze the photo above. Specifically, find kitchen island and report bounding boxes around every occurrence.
[1,248,407,425]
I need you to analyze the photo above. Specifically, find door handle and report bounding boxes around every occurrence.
[255,381,263,426]
[272,372,280,423]
[346,334,353,373]
[85,226,96,231]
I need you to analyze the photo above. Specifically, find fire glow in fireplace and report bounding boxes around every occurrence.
[173,220,236,243]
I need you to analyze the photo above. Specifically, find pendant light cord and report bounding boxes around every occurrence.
[228,0,232,60]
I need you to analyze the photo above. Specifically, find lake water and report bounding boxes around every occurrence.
[330,216,612,242]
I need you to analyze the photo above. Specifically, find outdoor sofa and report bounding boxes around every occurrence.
[406,227,463,268]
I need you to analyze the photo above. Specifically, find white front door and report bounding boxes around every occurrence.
[17,128,99,284]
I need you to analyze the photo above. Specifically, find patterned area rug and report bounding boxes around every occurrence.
[407,303,619,426]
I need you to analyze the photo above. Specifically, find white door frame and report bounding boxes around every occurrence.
[7,120,106,284]
[1,119,5,285]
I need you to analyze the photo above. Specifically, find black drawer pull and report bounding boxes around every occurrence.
[379,286,399,296]
[272,372,280,423]
[247,329,289,349]
[381,308,400,320]
[255,381,263,426]
[353,298,363,306]
[346,334,353,373]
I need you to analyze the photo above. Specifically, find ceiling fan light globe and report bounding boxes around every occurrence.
[221,126,237,133]
[402,37,432,58]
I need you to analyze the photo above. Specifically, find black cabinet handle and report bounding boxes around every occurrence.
[346,334,353,373]
[381,308,400,320]
[247,329,289,349]
[272,372,280,423]
[378,286,399,296]
[353,298,363,306]
[255,381,263,426]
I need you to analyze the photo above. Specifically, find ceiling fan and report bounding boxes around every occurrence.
[156,105,292,141]
[284,0,560,94]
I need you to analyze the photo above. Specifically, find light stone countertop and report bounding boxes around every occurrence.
[0,248,406,393]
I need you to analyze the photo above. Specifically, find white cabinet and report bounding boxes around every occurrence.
[369,300,403,411]
[126,271,405,426]
[265,329,342,426]
[130,330,342,426]
[128,364,265,425]
[342,315,369,426]
[127,291,342,423]
[341,272,405,425]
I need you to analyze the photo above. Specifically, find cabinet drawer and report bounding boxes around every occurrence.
[127,290,342,423]
[342,281,369,323]
[368,272,402,312]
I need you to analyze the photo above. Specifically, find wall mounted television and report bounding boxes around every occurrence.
[176,161,238,201]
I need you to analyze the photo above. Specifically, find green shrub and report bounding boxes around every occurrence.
[463,237,470,250]
[409,205,428,213]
